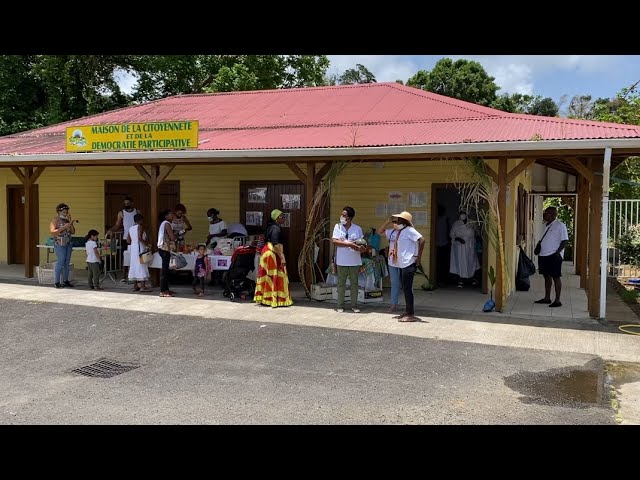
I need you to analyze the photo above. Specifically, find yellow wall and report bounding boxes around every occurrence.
[0,165,297,268]
[0,159,532,297]
[330,159,532,294]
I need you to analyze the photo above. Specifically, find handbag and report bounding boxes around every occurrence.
[169,252,188,269]
[534,224,552,256]
[139,249,153,264]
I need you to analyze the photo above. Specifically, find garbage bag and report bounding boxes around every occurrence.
[516,246,536,291]
[515,276,531,292]
[517,246,536,277]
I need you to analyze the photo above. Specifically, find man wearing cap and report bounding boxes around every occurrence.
[380,211,425,322]
[254,209,293,307]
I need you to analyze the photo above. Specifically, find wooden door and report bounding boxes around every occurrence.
[240,181,305,282]
[104,181,180,232]
[7,184,39,265]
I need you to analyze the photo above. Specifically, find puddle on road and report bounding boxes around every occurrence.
[504,361,606,407]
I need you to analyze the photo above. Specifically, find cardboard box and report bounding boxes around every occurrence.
[330,287,384,304]
[311,283,333,301]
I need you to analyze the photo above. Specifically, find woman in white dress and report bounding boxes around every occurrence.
[449,210,480,288]
[127,213,152,292]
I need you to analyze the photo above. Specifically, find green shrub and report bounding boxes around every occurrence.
[616,224,640,266]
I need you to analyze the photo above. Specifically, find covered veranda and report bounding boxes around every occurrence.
[2,138,640,320]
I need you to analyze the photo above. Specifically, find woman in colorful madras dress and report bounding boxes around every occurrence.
[254,209,293,307]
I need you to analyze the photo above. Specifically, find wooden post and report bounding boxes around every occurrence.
[496,159,507,312]
[305,163,316,291]
[576,175,589,286]
[135,165,175,287]
[587,158,603,317]
[11,166,45,278]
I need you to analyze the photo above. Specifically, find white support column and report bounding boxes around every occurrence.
[599,147,612,319]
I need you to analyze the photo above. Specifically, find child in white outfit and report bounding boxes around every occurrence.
[85,230,103,290]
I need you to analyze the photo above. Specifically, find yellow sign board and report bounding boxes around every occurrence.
[65,121,199,152]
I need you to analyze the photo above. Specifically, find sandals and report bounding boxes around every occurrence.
[159,291,174,297]
[393,313,408,319]
[198,292,205,297]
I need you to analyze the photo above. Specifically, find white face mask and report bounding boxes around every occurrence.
[460,214,467,221]
[396,224,406,230]
[208,216,214,221]
[340,217,347,225]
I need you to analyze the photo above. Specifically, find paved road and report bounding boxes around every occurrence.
[0,298,617,424]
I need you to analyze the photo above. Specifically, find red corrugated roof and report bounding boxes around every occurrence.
[1,82,640,154]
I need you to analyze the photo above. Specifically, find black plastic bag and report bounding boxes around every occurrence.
[516,276,531,291]
[516,246,536,291]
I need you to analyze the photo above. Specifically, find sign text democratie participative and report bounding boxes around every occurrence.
[65,121,199,152]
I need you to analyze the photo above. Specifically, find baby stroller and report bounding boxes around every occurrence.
[222,245,257,301]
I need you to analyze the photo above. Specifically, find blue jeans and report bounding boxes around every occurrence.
[54,243,73,283]
[388,264,401,305]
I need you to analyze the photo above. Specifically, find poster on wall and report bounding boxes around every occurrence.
[375,203,408,218]
[248,187,267,203]
[281,212,291,228]
[246,211,263,226]
[281,194,300,210]
[409,192,427,208]
[388,191,403,202]
[411,211,428,227]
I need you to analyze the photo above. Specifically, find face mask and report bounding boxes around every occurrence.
[396,224,406,230]
[460,214,467,221]
[59,213,68,219]
[340,217,347,225]
[208,216,214,221]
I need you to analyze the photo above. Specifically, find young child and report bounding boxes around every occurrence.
[193,243,212,297]
[85,229,103,290]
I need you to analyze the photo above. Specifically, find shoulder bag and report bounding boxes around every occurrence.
[534,224,552,256]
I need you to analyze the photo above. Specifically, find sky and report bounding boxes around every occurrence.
[326,55,640,105]
[116,55,640,110]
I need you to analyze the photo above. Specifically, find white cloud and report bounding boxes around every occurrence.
[327,55,416,83]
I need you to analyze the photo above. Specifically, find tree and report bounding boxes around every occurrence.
[566,94,595,119]
[590,86,640,199]
[528,96,559,117]
[132,55,330,101]
[0,55,46,135]
[337,64,376,85]
[406,58,498,106]
[491,93,559,116]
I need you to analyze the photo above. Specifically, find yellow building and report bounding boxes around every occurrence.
[1,83,639,317]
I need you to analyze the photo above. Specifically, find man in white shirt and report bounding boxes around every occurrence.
[535,206,569,308]
[332,206,365,313]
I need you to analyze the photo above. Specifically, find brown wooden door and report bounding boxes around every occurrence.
[104,181,180,232]
[7,184,39,265]
[240,181,305,282]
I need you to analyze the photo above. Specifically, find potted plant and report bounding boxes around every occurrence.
[416,263,436,291]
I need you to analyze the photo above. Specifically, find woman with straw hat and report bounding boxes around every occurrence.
[254,209,293,307]
[380,211,425,322]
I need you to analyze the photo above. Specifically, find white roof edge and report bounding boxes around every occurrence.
[1,138,639,163]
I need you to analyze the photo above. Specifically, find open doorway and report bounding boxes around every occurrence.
[430,184,487,293]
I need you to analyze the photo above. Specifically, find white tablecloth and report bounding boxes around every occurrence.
[136,252,233,271]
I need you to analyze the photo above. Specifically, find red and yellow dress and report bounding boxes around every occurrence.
[254,221,293,307]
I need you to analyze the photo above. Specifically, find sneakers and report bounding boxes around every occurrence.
[352,308,361,313]
[54,282,63,289]
[336,308,345,313]
[63,281,74,288]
